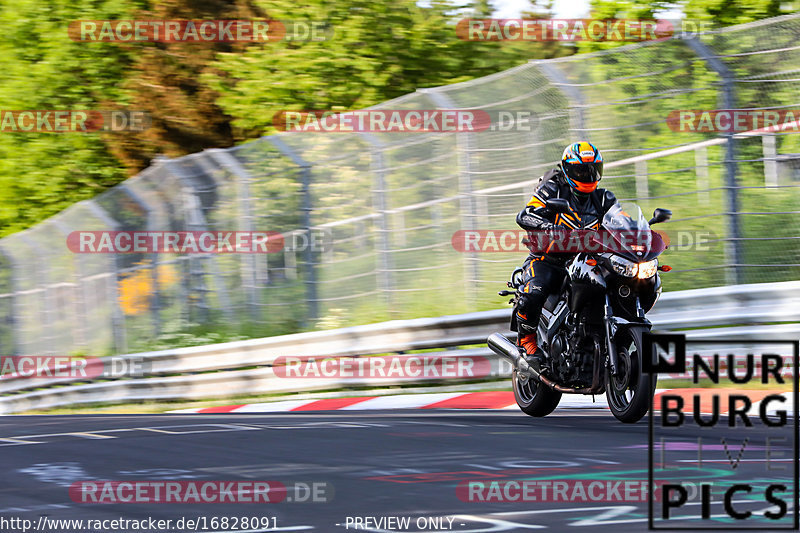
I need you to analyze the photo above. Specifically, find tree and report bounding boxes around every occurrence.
[682,0,790,25]
[104,0,265,172]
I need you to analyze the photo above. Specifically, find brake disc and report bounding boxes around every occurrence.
[612,347,632,391]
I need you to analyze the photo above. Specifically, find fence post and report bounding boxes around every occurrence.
[20,235,58,355]
[52,219,88,351]
[119,183,162,337]
[0,244,20,355]
[205,149,262,321]
[359,133,393,313]
[686,37,743,285]
[163,160,216,323]
[269,137,318,320]
[189,153,238,323]
[536,61,587,140]
[84,200,128,354]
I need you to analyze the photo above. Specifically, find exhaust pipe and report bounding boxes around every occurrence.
[487,332,599,395]
[487,333,540,381]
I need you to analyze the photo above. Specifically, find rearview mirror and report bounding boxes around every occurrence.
[649,208,672,225]
[546,198,570,213]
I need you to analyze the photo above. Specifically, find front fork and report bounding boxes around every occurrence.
[604,294,649,377]
[603,295,619,377]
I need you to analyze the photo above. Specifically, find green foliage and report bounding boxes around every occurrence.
[0,0,571,237]
[0,0,140,235]
[583,0,799,53]
[207,0,570,136]
[1,0,799,355]
[682,0,790,25]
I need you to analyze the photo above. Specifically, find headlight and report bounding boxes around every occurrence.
[637,259,658,279]
[610,255,638,277]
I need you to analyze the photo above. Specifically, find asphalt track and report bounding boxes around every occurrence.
[0,409,795,532]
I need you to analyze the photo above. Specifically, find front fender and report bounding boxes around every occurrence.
[610,316,651,340]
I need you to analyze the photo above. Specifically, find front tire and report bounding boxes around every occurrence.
[512,369,562,417]
[605,326,655,423]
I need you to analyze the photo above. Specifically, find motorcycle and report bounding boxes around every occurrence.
[487,199,672,423]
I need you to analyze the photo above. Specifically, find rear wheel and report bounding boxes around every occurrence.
[605,326,654,423]
[512,369,562,417]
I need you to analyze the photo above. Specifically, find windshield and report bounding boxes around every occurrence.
[602,203,649,232]
[601,203,657,257]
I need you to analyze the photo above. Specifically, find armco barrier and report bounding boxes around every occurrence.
[0,281,798,414]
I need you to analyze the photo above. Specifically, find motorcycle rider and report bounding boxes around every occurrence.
[514,142,620,369]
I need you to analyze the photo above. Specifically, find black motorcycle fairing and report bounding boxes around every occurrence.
[566,253,606,313]
[639,274,662,313]
[608,273,660,318]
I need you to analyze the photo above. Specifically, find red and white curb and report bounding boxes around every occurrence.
[168,389,792,414]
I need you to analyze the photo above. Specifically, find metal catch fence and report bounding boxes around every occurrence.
[1,15,799,355]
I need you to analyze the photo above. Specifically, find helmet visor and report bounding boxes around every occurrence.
[565,161,603,183]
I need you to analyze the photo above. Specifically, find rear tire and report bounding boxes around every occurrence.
[512,369,562,417]
[605,326,654,423]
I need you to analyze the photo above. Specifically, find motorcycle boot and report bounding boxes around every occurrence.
[516,311,546,371]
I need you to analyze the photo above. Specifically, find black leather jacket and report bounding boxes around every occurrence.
[516,168,620,261]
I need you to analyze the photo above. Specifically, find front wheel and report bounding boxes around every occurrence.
[512,369,562,417]
[605,326,655,423]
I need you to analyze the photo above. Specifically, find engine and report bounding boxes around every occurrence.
[549,322,595,387]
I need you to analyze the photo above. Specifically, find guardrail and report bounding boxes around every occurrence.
[1,281,798,414]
